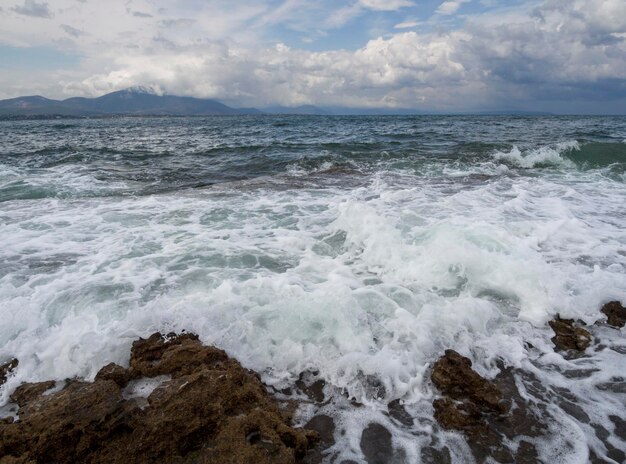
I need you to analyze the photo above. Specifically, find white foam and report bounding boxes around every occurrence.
[123,375,171,401]
[493,141,579,169]
[1,151,625,461]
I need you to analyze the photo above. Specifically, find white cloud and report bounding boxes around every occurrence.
[435,0,471,16]
[358,0,414,11]
[394,20,421,29]
[0,0,624,112]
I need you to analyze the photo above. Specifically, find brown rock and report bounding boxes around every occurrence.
[0,332,318,464]
[0,359,18,387]
[601,301,626,328]
[433,397,486,432]
[432,350,507,415]
[430,353,553,463]
[431,350,508,435]
[549,317,592,351]
[10,381,57,407]
[95,363,130,387]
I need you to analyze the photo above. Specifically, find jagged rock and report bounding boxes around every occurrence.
[94,362,130,387]
[0,359,18,387]
[433,397,486,432]
[10,380,57,407]
[0,332,318,464]
[431,350,508,434]
[601,301,626,328]
[549,317,592,351]
[430,352,552,463]
[432,350,507,415]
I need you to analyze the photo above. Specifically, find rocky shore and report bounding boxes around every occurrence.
[0,300,624,463]
[0,332,318,463]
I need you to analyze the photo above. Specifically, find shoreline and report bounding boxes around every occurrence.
[1,302,624,463]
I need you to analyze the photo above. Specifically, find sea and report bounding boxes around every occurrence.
[1,115,625,463]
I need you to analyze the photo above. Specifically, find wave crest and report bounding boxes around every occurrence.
[492,141,579,169]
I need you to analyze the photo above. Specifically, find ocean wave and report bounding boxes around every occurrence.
[492,141,579,168]
[493,140,626,170]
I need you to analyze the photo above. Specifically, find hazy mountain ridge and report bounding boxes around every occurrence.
[0,89,558,118]
[0,89,262,118]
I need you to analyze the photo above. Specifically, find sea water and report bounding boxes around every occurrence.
[0,115,625,462]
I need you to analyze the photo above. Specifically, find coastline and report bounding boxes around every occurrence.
[1,302,624,463]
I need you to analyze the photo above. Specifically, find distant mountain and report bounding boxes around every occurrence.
[264,105,332,115]
[0,88,262,118]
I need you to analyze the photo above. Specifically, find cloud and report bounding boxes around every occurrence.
[158,19,196,28]
[0,0,624,113]
[132,11,153,18]
[435,0,471,15]
[394,20,421,29]
[60,24,83,37]
[358,0,414,11]
[11,0,52,18]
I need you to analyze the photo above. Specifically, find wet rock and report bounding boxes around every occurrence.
[0,359,18,386]
[439,362,547,463]
[302,415,335,464]
[420,444,452,464]
[433,397,486,432]
[360,423,391,463]
[360,423,405,464]
[95,362,130,387]
[515,440,539,464]
[609,415,626,441]
[304,415,334,447]
[431,350,507,417]
[0,332,318,464]
[10,380,57,407]
[549,317,592,351]
[601,301,626,328]
[387,399,413,427]
[295,371,326,403]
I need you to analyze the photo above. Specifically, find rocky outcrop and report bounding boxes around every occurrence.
[431,350,508,434]
[601,301,626,328]
[0,332,318,464]
[549,317,592,351]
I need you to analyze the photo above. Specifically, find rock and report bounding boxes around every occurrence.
[387,399,413,427]
[95,363,130,387]
[431,350,507,415]
[10,380,57,407]
[302,415,335,464]
[433,397,486,432]
[360,423,399,464]
[0,332,318,464]
[549,317,592,351]
[0,359,18,386]
[601,301,626,328]
[431,350,508,436]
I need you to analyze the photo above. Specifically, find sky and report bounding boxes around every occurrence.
[0,0,625,113]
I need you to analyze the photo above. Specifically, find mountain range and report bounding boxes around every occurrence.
[0,88,264,118]
[0,88,554,118]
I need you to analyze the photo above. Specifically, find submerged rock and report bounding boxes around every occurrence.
[0,332,318,464]
[549,317,592,351]
[601,301,626,328]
